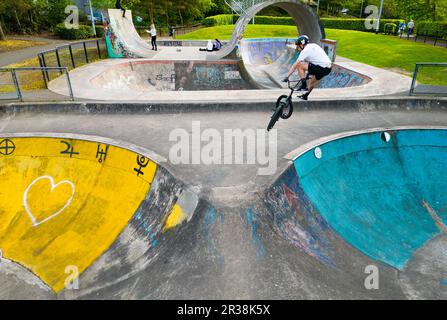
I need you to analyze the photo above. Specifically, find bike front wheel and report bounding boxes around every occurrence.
[277,95,293,119]
[267,103,283,131]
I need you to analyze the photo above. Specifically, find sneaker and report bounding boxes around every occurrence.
[299,94,308,101]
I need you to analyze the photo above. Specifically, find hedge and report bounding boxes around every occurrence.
[416,21,447,39]
[203,14,238,26]
[55,23,95,40]
[203,14,404,33]
[320,18,403,33]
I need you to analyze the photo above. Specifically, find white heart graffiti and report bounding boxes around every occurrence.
[23,176,75,227]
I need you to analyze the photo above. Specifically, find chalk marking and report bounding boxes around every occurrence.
[23,176,75,227]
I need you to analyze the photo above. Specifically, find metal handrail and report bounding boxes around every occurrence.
[0,67,74,102]
[39,39,103,56]
[410,62,447,96]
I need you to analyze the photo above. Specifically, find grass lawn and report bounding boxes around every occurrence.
[0,39,48,53]
[0,45,105,92]
[178,25,447,86]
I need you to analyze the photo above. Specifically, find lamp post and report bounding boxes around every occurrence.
[252,0,255,24]
[88,0,96,37]
[376,0,384,34]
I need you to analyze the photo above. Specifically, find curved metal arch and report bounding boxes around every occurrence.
[208,0,325,60]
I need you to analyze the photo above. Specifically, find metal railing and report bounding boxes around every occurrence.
[410,62,447,96]
[38,39,106,88]
[0,67,74,102]
[224,0,265,13]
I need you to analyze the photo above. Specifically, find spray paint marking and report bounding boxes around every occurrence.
[203,207,224,265]
[245,209,265,260]
[422,200,447,233]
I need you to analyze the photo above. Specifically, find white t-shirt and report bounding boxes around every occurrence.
[150,28,157,37]
[207,40,213,51]
[297,43,332,68]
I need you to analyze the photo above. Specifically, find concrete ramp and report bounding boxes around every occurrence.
[105,9,155,58]
[240,40,371,89]
[0,135,203,298]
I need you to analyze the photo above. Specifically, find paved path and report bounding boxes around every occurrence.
[0,37,70,67]
[0,36,103,67]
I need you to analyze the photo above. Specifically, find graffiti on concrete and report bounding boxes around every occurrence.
[60,140,80,158]
[148,74,176,86]
[318,65,371,88]
[134,155,151,177]
[0,137,156,292]
[96,144,109,163]
[159,41,182,47]
[175,61,252,91]
[263,166,335,267]
[245,209,266,260]
[103,19,136,59]
[241,39,288,65]
[0,139,15,156]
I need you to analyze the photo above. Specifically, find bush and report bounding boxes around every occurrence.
[416,21,447,39]
[54,23,95,40]
[95,25,104,38]
[384,23,397,35]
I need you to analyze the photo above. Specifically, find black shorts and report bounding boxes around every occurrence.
[308,63,332,80]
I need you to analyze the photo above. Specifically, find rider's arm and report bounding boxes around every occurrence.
[286,59,301,78]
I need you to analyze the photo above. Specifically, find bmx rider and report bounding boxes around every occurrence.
[283,35,332,100]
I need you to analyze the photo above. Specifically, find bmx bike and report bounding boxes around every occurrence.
[267,79,307,131]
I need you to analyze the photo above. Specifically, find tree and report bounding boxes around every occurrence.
[0,22,5,41]
[0,2,6,40]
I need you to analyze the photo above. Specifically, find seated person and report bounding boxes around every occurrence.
[199,39,222,51]
[213,39,222,51]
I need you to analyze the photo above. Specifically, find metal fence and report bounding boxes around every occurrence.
[38,39,106,88]
[0,67,74,102]
[410,63,447,96]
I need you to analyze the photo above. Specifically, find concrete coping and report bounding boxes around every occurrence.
[0,132,167,164]
[284,125,447,161]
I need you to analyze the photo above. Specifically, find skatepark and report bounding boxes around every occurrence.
[1,1,447,300]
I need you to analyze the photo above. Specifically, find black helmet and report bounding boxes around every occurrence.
[296,35,309,46]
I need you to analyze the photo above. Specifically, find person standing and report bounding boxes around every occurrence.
[407,19,415,38]
[150,24,157,51]
[398,21,406,37]
[115,0,126,18]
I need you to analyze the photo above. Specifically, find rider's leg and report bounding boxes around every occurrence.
[300,77,318,100]
[296,62,309,90]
